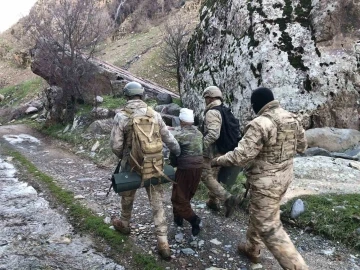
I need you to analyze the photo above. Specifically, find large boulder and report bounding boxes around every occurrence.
[154,103,181,116]
[31,40,178,106]
[306,128,360,152]
[181,0,360,130]
[87,119,114,134]
[292,156,360,195]
[156,93,173,105]
[91,107,115,120]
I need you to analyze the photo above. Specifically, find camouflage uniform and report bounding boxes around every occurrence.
[214,100,308,269]
[202,99,231,204]
[171,125,203,222]
[110,99,180,241]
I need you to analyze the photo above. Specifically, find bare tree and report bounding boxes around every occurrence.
[160,15,192,92]
[22,0,113,124]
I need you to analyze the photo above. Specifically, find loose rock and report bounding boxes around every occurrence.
[291,199,305,219]
[181,248,195,255]
[210,239,222,245]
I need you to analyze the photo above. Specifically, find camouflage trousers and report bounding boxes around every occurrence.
[119,184,167,237]
[245,190,308,270]
[201,157,230,203]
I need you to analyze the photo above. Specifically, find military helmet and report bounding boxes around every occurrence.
[123,81,144,96]
[202,86,223,99]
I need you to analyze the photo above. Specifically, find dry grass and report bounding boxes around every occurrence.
[97,3,200,92]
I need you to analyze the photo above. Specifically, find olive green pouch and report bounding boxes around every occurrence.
[218,166,242,187]
[111,164,175,193]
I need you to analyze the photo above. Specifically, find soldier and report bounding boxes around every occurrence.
[201,86,239,217]
[211,87,308,269]
[110,82,180,260]
[171,108,203,236]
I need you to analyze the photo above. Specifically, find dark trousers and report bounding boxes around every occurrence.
[171,167,202,221]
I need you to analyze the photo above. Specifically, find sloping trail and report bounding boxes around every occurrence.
[0,124,359,270]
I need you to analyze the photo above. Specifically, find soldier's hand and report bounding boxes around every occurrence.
[210,158,220,167]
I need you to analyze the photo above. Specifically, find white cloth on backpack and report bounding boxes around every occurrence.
[179,108,194,123]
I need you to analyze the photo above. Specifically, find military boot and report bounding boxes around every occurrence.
[224,195,241,218]
[112,219,131,235]
[189,215,201,236]
[238,243,261,264]
[157,241,171,261]
[206,199,220,211]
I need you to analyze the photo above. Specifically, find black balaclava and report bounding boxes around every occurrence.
[250,87,275,114]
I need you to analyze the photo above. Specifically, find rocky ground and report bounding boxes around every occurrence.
[0,147,124,269]
[0,124,359,270]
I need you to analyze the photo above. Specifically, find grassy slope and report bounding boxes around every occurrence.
[281,194,360,251]
[99,26,178,91]
[98,6,199,92]
[0,78,44,106]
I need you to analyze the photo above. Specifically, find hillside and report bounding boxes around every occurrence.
[0,0,201,92]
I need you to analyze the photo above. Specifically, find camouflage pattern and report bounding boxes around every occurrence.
[110,99,181,239]
[214,100,308,269]
[172,125,203,158]
[202,157,230,202]
[215,100,307,198]
[201,99,231,203]
[119,185,167,237]
[203,99,222,158]
[245,190,308,269]
[110,100,180,159]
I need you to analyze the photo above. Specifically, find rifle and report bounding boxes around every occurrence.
[106,161,121,197]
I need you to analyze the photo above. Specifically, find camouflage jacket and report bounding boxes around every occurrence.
[203,99,222,158]
[110,100,181,160]
[215,100,307,198]
[172,125,203,158]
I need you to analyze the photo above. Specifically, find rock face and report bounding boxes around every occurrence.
[181,0,360,130]
[306,128,360,152]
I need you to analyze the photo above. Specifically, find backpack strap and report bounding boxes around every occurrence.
[153,161,177,184]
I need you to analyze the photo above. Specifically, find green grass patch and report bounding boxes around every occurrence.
[134,254,164,270]
[281,194,360,251]
[172,98,183,107]
[76,103,93,116]
[0,78,43,106]
[101,95,127,110]
[6,149,126,249]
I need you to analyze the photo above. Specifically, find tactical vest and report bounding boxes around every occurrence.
[257,110,298,164]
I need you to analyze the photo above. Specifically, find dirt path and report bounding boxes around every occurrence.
[0,124,359,270]
[0,139,124,269]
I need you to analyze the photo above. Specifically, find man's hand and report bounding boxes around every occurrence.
[211,158,220,167]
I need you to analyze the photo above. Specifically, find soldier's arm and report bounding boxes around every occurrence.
[203,110,222,149]
[214,120,266,167]
[295,117,307,153]
[110,114,125,159]
[157,115,181,156]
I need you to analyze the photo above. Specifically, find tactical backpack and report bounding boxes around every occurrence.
[126,107,166,182]
[106,107,176,196]
[211,104,241,154]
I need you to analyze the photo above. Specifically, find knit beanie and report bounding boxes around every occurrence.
[251,87,275,114]
[179,108,194,123]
